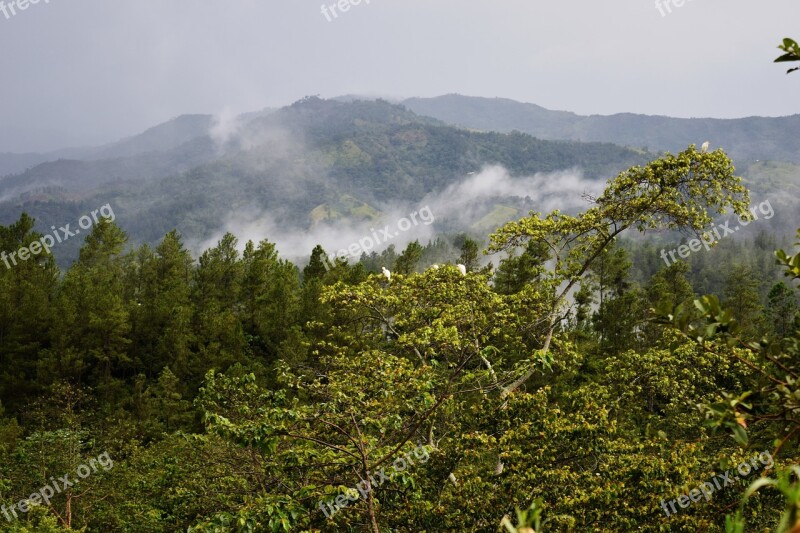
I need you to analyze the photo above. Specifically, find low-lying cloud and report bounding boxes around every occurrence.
[189,165,603,265]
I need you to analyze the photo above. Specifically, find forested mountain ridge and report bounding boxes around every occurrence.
[0,98,651,265]
[0,114,219,178]
[403,94,800,163]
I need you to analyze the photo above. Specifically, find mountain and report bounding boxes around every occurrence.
[402,94,800,163]
[0,136,220,201]
[77,114,216,160]
[0,97,650,265]
[0,152,52,179]
[0,114,219,177]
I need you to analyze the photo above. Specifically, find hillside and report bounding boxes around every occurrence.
[403,94,800,163]
[0,98,650,265]
[0,114,218,177]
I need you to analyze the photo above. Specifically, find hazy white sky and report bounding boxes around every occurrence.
[1,0,799,152]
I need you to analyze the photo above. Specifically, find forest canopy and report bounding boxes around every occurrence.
[0,144,797,532]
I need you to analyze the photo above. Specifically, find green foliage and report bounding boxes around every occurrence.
[0,146,793,531]
[394,240,423,275]
[775,38,800,74]
[489,144,749,395]
[500,498,547,533]
[768,281,799,339]
[662,228,800,530]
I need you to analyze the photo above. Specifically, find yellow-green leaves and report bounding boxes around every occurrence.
[489,146,749,278]
[775,37,800,74]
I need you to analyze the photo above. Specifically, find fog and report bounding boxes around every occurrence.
[190,165,603,265]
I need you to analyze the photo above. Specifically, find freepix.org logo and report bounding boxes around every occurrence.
[322,206,434,271]
[0,0,51,21]
[659,200,774,267]
[1,452,113,523]
[320,0,371,22]
[1,204,115,270]
[655,0,695,17]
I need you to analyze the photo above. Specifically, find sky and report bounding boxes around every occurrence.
[1,0,799,153]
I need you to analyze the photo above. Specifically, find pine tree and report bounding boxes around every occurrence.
[0,214,59,410]
[766,281,799,339]
[722,264,767,340]
[395,240,423,274]
[456,235,480,272]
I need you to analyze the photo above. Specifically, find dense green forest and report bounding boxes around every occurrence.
[0,143,798,531]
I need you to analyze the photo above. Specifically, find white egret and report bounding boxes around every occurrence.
[381,267,391,281]
[457,264,466,276]
[701,141,710,153]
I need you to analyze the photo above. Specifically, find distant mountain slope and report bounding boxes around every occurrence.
[0,153,51,179]
[0,136,220,201]
[0,110,289,199]
[402,94,800,163]
[0,114,218,177]
[0,98,650,265]
[112,98,650,242]
[79,114,216,160]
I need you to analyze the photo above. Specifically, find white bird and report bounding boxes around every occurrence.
[701,141,710,153]
[457,264,467,276]
[448,472,458,486]
[431,264,439,270]
[381,267,391,281]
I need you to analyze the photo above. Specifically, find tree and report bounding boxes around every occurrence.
[191,233,248,384]
[43,220,131,392]
[723,264,767,341]
[587,244,644,354]
[662,230,800,530]
[456,235,480,273]
[640,261,695,347]
[194,264,532,531]
[489,145,750,396]
[766,282,799,339]
[302,245,329,282]
[3,383,114,530]
[240,239,300,360]
[394,240,423,275]
[493,239,549,295]
[0,214,59,410]
[128,230,195,379]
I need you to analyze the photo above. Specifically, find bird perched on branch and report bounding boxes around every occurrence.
[457,264,467,276]
[381,267,391,281]
[701,141,710,153]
